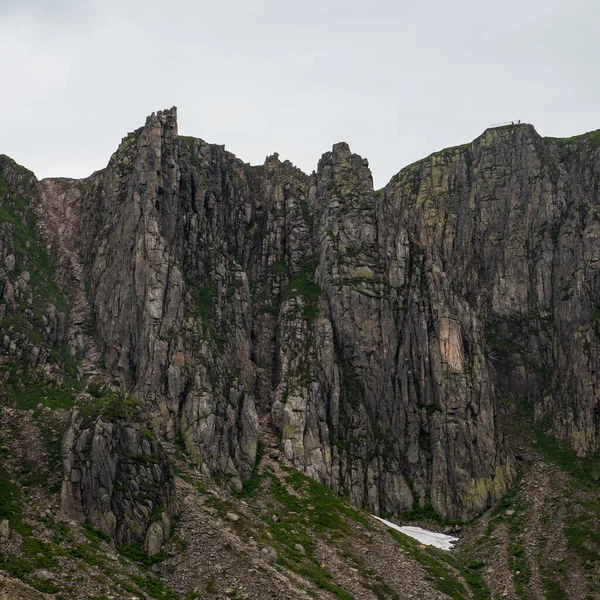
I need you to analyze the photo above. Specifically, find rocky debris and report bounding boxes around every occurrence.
[158,453,453,600]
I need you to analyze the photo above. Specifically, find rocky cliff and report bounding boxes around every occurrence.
[1,109,599,544]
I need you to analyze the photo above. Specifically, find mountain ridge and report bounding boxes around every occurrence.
[1,107,600,598]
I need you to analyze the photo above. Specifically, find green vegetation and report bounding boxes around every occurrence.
[79,390,139,425]
[82,523,111,547]
[0,466,61,592]
[424,404,442,416]
[1,437,180,598]
[207,460,373,600]
[542,575,567,600]
[119,543,165,568]
[261,467,380,598]
[508,517,530,597]
[273,257,288,274]
[0,171,82,408]
[0,465,26,534]
[187,278,215,327]
[179,135,204,170]
[391,528,492,599]
[185,276,227,351]
[4,363,77,411]
[284,264,322,320]
[132,575,181,600]
[535,430,600,488]
[0,172,69,319]
[278,465,369,531]
[544,129,600,149]
[395,497,463,528]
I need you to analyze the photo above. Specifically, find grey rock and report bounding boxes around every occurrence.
[3,112,600,534]
[35,570,54,581]
[0,519,11,544]
[61,408,177,554]
[260,546,278,564]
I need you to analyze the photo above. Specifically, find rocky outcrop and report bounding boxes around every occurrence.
[2,110,600,527]
[61,405,176,554]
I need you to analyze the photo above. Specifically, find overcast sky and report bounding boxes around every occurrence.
[1,0,599,188]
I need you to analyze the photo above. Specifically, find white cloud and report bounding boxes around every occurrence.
[1,0,599,186]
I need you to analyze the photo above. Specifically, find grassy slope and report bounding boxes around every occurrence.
[453,398,600,599]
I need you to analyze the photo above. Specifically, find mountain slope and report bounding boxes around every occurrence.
[1,109,600,598]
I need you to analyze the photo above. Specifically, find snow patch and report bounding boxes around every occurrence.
[373,516,459,551]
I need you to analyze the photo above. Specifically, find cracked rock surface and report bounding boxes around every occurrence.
[2,111,600,537]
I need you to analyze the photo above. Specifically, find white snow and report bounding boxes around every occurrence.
[372,516,459,551]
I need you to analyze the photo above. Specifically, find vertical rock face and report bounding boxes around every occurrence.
[271,140,512,518]
[2,110,600,528]
[0,156,65,372]
[69,109,261,491]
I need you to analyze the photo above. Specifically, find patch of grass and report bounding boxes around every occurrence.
[564,525,600,563]
[140,428,158,442]
[545,129,600,149]
[0,467,61,586]
[273,257,289,274]
[205,577,218,593]
[118,543,164,568]
[5,364,76,411]
[542,575,566,600]
[132,574,181,600]
[187,279,215,327]
[179,135,202,169]
[0,466,28,535]
[63,544,104,567]
[340,550,400,599]
[78,390,139,425]
[461,561,490,599]
[293,561,354,600]
[82,523,111,547]
[535,431,600,488]
[397,497,463,528]
[425,404,442,416]
[284,264,321,320]
[280,465,369,530]
[508,517,530,596]
[31,410,65,492]
[229,466,365,599]
[185,277,228,351]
